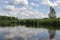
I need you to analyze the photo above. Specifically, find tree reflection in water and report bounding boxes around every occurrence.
[49,30,56,40]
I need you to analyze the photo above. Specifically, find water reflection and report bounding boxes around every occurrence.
[0,26,60,40]
[49,30,56,40]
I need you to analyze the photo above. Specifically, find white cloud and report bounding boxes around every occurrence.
[17,10,48,19]
[41,0,60,8]
[8,12,17,17]
[0,12,8,16]
[14,0,28,6]
[4,5,15,11]
[55,0,60,7]
[3,4,29,18]
[0,11,18,17]
[4,5,27,12]
[0,4,48,19]
[8,0,28,6]
[30,2,39,7]
[0,0,50,19]
[42,0,57,7]
[56,12,60,18]
[0,0,28,6]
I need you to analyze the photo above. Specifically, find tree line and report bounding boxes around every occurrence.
[0,16,18,26]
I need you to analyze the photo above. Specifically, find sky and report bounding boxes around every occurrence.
[0,0,60,19]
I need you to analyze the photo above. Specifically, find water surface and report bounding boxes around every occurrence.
[0,26,60,40]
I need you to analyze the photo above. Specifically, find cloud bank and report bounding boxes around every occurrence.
[0,0,60,19]
[42,0,60,7]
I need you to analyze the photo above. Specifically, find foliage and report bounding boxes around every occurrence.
[0,16,60,28]
[48,6,56,18]
[0,16,18,26]
[18,18,60,27]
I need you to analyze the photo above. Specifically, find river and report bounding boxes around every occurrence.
[0,26,60,40]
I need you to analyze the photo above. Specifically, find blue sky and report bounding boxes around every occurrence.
[0,0,60,19]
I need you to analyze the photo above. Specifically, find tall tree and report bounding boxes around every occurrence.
[49,6,56,18]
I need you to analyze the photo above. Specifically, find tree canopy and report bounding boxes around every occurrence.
[49,6,56,18]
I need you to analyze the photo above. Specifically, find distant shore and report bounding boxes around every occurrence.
[0,16,60,28]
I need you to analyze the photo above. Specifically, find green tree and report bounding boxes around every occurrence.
[49,6,56,18]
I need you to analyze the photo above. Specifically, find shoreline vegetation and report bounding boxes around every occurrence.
[0,16,18,26]
[0,16,60,26]
[0,16,60,30]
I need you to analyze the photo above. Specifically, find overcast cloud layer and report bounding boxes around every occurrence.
[0,0,60,19]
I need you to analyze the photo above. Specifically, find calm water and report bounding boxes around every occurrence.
[0,26,60,40]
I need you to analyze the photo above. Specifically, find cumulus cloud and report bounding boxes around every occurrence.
[55,0,60,7]
[15,0,28,6]
[2,4,29,18]
[30,2,39,7]
[42,0,60,7]
[0,11,17,17]
[42,0,57,7]
[0,0,49,19]
[0,5,48,19]
[8,12,17,17]
[17,10,48,19]
[7,0,28,6]
[4,5,15,11]
[0,0,28,6]
[0,12,8,16]
[56,12,60,18]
